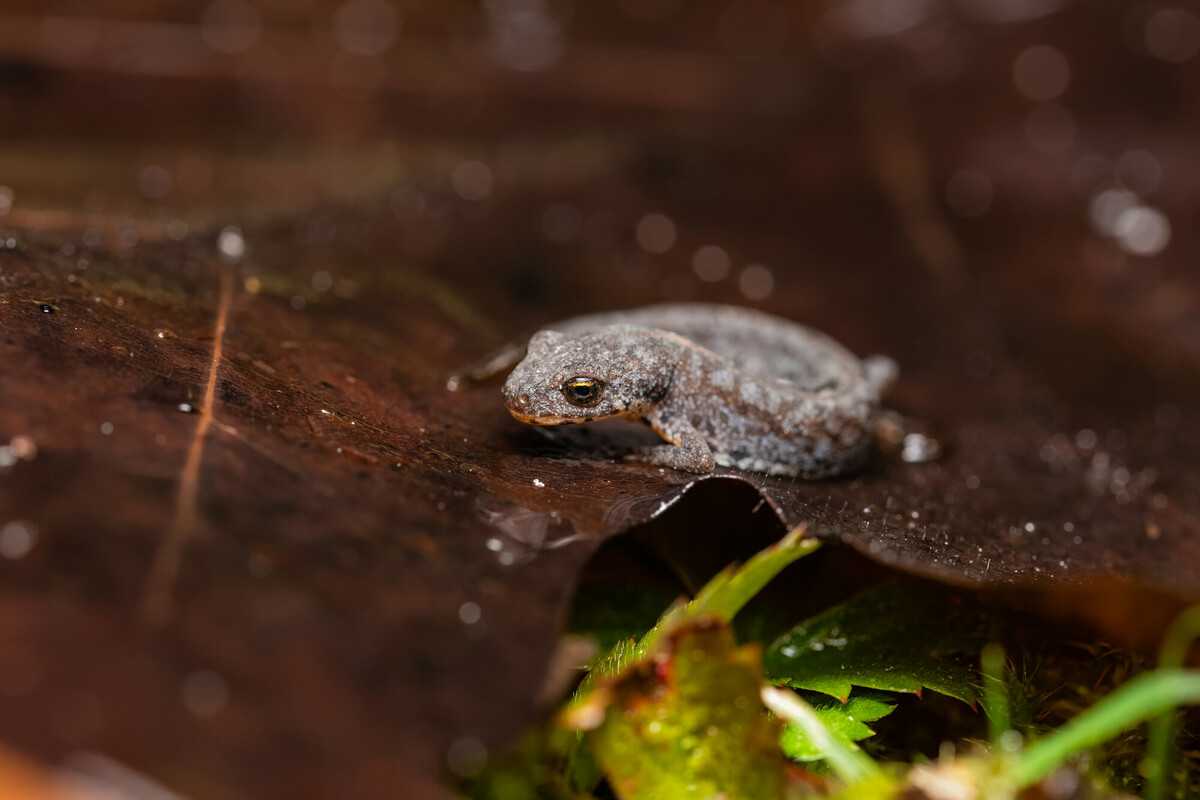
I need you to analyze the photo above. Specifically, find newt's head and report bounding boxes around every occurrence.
[503,326,679,425]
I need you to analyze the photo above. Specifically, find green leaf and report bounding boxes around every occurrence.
[576,527,820,697]
[684,526,821,622]
[566,621,788,800]
[625,528,818,671]
[762,686,883,785]
[779,692,896,762]
[764,580,988,704]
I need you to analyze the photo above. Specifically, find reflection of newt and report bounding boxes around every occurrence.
[492,304,897,477]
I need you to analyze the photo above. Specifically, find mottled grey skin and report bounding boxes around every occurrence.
[502,304,897,477]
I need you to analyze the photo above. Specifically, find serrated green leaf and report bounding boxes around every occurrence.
[779,692,897,762]
[764,580,988,704]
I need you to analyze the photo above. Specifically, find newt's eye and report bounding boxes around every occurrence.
[562,377,604,407]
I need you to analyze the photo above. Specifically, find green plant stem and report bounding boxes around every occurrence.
[1147,606,1200,800]
[761,685,882,784]
[980,643,1009,744]
[1014,670,1200,788]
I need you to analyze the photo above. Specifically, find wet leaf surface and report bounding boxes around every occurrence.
[1,2,1200,798]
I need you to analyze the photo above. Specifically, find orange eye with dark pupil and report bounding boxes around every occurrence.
[562,377,603,407]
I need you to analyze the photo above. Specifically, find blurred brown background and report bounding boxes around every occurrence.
[1,1,1199,799]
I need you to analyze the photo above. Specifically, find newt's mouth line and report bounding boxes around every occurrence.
[507,410,583,426]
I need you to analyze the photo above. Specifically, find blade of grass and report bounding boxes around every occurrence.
[1015,669,1200,787]
[980,643,1010,745]
[1146,606,1200,800]
[761,685,883,785]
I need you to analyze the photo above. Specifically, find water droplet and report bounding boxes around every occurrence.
[486,3,564,72]
[7,436,36,461]
[216,226,245,261]
[181,670,229,717]
[1089,187,1139,234]
[998,729,1023,752]
[1012,44,1071,101]
[1113,206,1171,256]
[451,161,493,201]
[0,520,37,559]
[901,433,941,463]
[312,271,334,292]
[738,264,774,300]
[136,165,172,200]
[1143,7,1200,64]
[166,219,189,241]
[692,245,731,282]
[458,601,482,625]
[446,736,488,778]
[636,213,676,254]
[154,329,177,340]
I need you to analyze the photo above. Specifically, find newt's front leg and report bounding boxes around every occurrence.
[627,413,716,474]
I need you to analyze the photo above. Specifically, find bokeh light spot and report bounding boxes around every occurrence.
[692,245,732,282]
[738,264,774,300]
[1012,44,1071,101]
[636,213,677,254]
